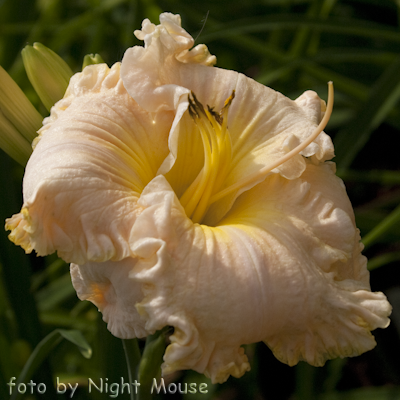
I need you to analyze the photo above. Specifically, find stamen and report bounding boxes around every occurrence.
[180,91,235,223]
[182,97,213,218]
[209,82,334,205]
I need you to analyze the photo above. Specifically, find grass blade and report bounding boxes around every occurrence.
[334,54,400,169]
[9,329,91,400]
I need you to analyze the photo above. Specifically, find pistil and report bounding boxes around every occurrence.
[210,82,334,205]
[180,82,333,225]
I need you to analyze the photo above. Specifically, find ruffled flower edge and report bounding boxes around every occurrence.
[265,288,391,367]
[69,171,391,384]
[34,62,125,148]
[5,63,148,264]
[5,12,392,386]
[132,178,390,381]
[5,14,336,258]
[123,175,253,383]
[121,12,336,227]
[70,258,149,339]
[121,12,335,176]
[5,208,33,253]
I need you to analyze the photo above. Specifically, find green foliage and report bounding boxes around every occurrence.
[1,0,400,399]
[10,329,92,400]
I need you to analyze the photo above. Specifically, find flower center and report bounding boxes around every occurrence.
[179,82,334,225]
[179,92,234,224]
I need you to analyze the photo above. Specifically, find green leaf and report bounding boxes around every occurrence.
[35,272,76,312]
[321,386,400,400]
[137,328,169,400]
[295,362,317,400]
[138,329,167,386]
[121,338,141,400]
[368,252,400,271]
[199,15,400,44]
[334,54,400,169]
[31,257,67,292]
[58,329,92,359]
[9,329,91,400]
[0,333,15,379]
[0,153,42,348]
[362,203,400,250]
[338,169,400,185]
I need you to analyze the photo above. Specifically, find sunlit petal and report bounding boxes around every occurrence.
[6,63,173,264]
[125,171,390,382]
[6,12,391,385]
[121,14,334,224]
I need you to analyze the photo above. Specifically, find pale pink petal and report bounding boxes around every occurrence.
[121,170,391,383]
[70,258,147,338]
[6,63,173,264]
[120,13,334,224]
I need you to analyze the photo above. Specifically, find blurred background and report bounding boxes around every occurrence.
[1,0,400,399]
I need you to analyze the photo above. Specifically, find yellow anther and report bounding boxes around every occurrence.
[180,91,235,223]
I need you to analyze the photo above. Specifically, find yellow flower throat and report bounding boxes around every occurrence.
[179,92,235,224]
[178,82,334,225]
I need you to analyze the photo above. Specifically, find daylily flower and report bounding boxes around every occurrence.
[5,13,391,384]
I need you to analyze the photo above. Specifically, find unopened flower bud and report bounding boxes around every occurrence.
[82,53,105,69]
[0,110,32,166]
[22,42,73,111]
[0,65,42,143]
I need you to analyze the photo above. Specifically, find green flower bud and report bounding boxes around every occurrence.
[82,53,105,69]
[0,110,32,166]
[22,42,73,112]
[0,65,42,143]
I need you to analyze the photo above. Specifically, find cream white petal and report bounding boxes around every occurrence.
[123,162,390,383]
[5,12,391,386]
[121,13,334,224]
[127,176,253,383]
[6,63,173,264]
[70,258,147,339]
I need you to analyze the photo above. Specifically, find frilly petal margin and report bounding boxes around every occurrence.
[266,289,391,367]
[122,166,390,383]
[128,176,252,383]
[5,63,173,264]
[70,258,147,339]
[5,11,391,387]
[121,13,335,225]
